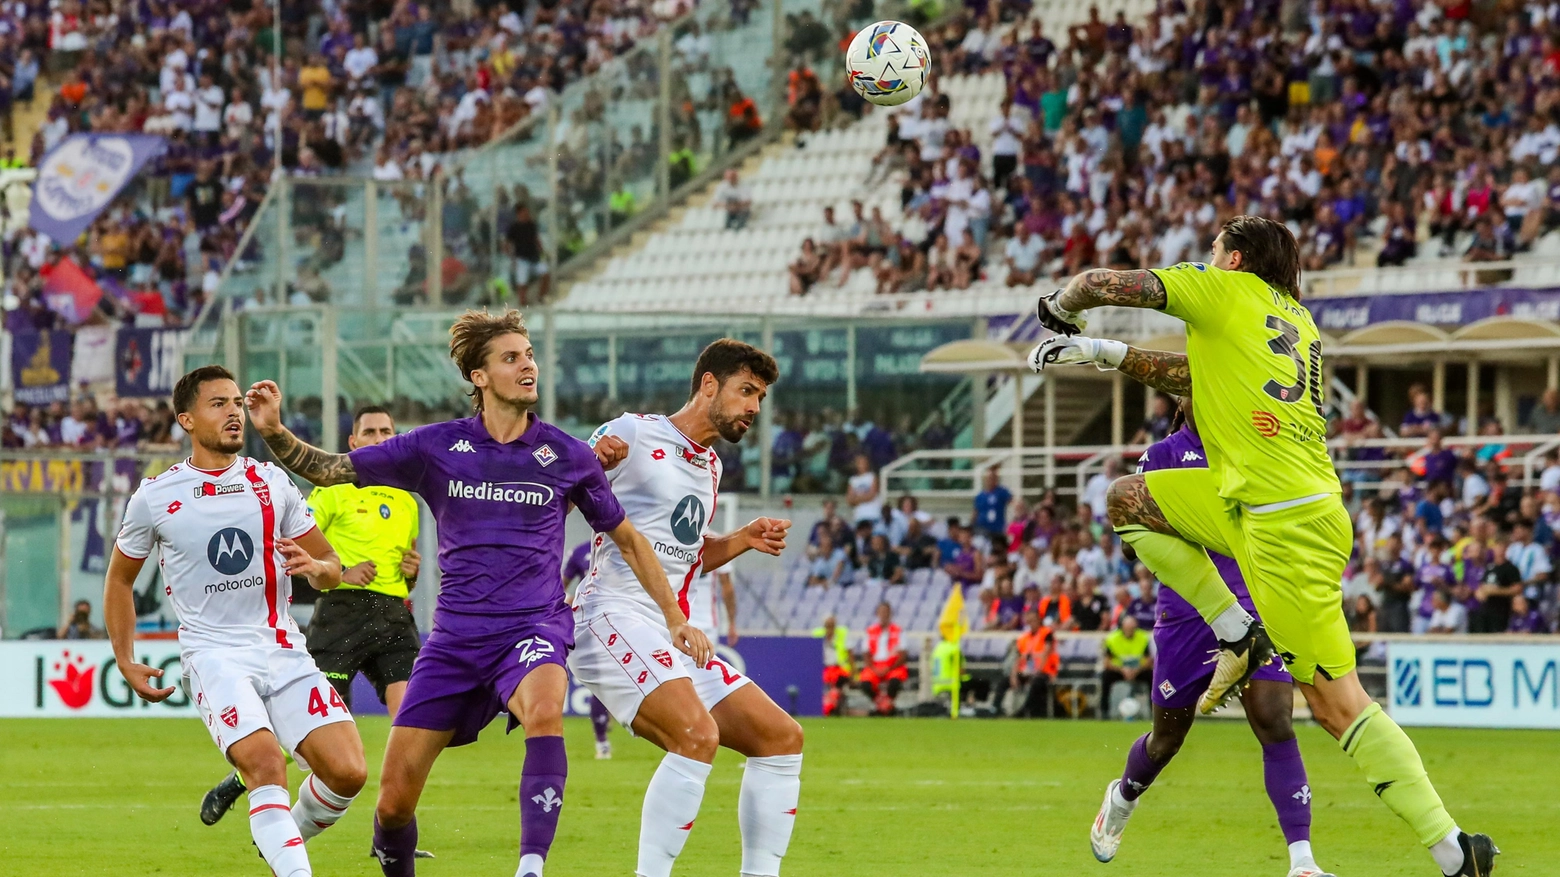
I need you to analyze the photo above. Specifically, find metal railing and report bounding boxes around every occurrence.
[883,433,1560,500]
[1303,258,1560,299]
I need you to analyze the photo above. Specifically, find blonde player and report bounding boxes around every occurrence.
[104,366,366,877]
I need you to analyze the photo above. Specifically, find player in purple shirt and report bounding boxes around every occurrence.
[245,310,712,877]
[1092,394,1334,877]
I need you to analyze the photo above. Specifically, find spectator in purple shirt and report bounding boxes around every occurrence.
[1506,594,1549,633]
[1400,389,1444,437]
[1419,430,1459,486]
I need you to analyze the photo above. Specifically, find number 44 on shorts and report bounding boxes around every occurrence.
[307,686,346,718]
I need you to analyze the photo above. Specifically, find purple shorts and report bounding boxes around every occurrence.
[1151,605,1291,711]
[394,606,575,747]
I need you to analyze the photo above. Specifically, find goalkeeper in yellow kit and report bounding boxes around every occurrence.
[1029,216,1497,877]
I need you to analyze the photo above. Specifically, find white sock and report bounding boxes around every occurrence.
[1430,827,1464,876]
[636,753,712,877]
[292,774,355,842]
[1109,782,1136,812]
[516,852,545,877]
[738,755,802,877]
[1210,603,1256,643]
[1288,840,1315,869]
[248,784,311,877]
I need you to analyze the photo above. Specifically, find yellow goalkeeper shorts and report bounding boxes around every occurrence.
[1143,467,1355,686]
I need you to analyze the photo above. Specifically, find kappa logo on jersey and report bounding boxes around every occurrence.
[675,445,709,470]
[449,440,476,453]
[533,443,558,467]
[652,649,674,668]
[1180,450,1203,462]
[513,636,557,666]
[670,495,706,545]
[207,528,255,575]
[195,481,246,498]
[220,705,239,728]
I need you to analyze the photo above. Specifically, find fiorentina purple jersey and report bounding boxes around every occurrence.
[562,541,591,583]
[350,416,625,636]
[1135,426,1251,627]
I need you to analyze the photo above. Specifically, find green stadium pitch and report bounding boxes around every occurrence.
[0,717,1547,875]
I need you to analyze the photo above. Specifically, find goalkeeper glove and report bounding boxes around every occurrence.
[1035,289,1088,336]
[1027,335,1129,373]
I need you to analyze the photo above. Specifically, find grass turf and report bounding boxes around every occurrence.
[0,716,1547,875]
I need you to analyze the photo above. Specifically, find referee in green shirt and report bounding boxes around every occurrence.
[200,405,425,827]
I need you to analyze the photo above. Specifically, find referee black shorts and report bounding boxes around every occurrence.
[308,589,421,708]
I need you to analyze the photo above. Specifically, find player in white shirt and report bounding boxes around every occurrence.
[103,366,366,877]
[572,340,801,877]
[686,566,738,643]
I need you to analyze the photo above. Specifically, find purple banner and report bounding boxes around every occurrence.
[29,134,166,244]
[348,635,824,718]
[1307,286,1560,333]
[115,328,188,397]
[10,330,72,405]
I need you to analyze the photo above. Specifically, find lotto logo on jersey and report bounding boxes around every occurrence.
[207,528,255,575]
[652,649,674,669]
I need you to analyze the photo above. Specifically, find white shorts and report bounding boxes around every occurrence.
[183,645,354,771]
[568,607,750,730]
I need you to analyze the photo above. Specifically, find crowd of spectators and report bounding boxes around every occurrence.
[794,0,1560,296]
[2,0,777,331]
[1,395,185,449]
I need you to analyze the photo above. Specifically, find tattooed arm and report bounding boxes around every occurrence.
[243,380,358,486]
[1117,347,1192,396]
[1055,269,1168,313]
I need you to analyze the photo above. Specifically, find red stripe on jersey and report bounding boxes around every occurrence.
[249,803,291,816]
[307,776,346,811]
[244,465,292,649]
[677,456,719,619]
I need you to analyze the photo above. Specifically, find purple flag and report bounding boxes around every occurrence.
[29,134,166,243]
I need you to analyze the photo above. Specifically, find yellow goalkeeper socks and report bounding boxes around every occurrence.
[1340,703,1458,848]
[1116,526,1238,626]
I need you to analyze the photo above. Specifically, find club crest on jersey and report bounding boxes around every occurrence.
[196,481,247,498]
[533,444,558,467]
[652,649,674,669]
[675,445,708,469]
[513,636,557,666]
[1158,680,1176,699]
[250,480,271,507]
[220,705,239,728]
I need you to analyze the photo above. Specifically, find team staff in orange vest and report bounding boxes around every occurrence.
[995,609,1059,717]
[857,602,909,716]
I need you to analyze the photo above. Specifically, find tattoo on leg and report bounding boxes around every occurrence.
[1106,475,1180,537]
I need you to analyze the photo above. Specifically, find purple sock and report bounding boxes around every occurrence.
[1118,734,1166,802]
[519,735,568,860]
[1263,738,1312,845]
[589,696,611,744]
[371,815,418,877]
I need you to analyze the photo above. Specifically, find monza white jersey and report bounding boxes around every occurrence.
[115,456,319,653]
[685,569,718,634]
[578,413,721,621]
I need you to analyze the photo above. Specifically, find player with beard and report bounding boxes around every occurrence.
[244,310,709,877]
[570,339,803,877]
[105,366,365,877]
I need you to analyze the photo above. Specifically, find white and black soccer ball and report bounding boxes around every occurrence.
[845,20,930,107]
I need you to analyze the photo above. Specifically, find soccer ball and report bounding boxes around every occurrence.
[846,21,930,107]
